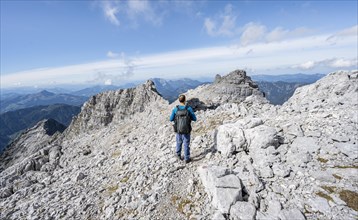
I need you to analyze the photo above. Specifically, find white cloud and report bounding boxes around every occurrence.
[104,79,112,85]
[241,25,312,45]
[266,27,289,42]
[2,26,357,87]
[334,25,358,37]
[128,0,148,13]
[102,1,121,26]
[203,3,313,44]
[204,18,216,36]
[293,58,358,70]
[240,22,266,46]
[328,58,357,68]
[326,25,358,42]
[127,0,162,26]
[99,0,163,27]
[295,61,316,70]
[107,51,120,58]
[204,3,238,37]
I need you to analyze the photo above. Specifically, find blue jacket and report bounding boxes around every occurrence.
[170,105,197,122]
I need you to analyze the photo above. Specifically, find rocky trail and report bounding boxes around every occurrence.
[0,70,357,220]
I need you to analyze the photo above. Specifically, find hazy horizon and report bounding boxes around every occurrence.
[0,72,330,93]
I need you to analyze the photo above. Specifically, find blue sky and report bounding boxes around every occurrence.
[1,0,357,88]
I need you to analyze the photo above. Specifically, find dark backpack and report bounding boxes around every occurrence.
[174,105,192,134]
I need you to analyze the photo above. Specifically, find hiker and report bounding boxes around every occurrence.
[170,94,197,163]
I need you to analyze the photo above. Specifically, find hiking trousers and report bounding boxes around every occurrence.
[176,133,190,160]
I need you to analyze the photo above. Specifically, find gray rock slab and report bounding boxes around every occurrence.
[216,124,246,157]
[291,137,320,154]
[278,208,306,220]
[310,170,336,183]
[272,163,291,178]
[198,165,243,214]
[307,197,332,213]
[229,201,256,220]
[212,187,242,214]
[215,174,242,189]
[335,142,358,159]
[245,125,279,149]
[212,210,226,220]
[256,211,279,220]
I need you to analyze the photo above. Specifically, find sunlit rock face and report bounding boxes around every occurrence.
[0,70,357,220]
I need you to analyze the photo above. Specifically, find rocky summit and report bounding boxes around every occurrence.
[186,69,263,110]
[0,70,357,220]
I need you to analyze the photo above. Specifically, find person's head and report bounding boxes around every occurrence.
[178,94,186,103]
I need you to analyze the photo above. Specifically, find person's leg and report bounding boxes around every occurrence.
[183,134,191,161]
[176,133,183,156]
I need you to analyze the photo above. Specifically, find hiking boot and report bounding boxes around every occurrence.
[176,154,183,161]
[185,158,191,164]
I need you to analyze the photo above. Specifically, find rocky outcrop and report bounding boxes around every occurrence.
[0,70,357,220]
[204,70,358,219]
[0,119,64,200]
[185,69,263,110]
[0,119,65,171]
[198,165,243,214]
[66,80,167,134]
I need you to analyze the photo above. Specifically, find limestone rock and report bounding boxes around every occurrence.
[278,208,306,220]
[198,165,243,213]
[230,201,257,220]
[0,70,357,220]
[216,124,246,157]
[186,69,264,110]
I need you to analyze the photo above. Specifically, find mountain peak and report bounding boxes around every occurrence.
[39,90,55,96]
[185,69,263,110]
[66,80,167,135]
[214,69,247,84]
[143,80,158,93]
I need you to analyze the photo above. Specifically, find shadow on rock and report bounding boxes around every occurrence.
[187,98,220,112]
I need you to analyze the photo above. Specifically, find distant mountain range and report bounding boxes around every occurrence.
[248,73,326,105]
[151,78,206,103]
[256,81,302,105]
[0,104,80,153]
[250,73,325,83]
[0,90,87,113]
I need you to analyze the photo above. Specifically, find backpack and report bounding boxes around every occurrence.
[174,105,192,134]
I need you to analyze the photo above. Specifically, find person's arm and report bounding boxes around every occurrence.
[188,107,197,121]
[170,108,176,121]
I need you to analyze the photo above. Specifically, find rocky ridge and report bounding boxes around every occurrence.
[0,70,357,220]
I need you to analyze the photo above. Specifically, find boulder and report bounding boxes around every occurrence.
[278,208,306,220]
[198,165,243,213]
[245,125,279,150]
[216,124,246,157]
[229,201,256,220]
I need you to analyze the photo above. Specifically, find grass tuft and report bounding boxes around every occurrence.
[316,191,333,202]
[120,176,130,183]
[332,174,342,180]
[339,190,358,211]
[334,165,358,169]
[317,157,328,163]
[107,184,118,194]
[321,185,337,193]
